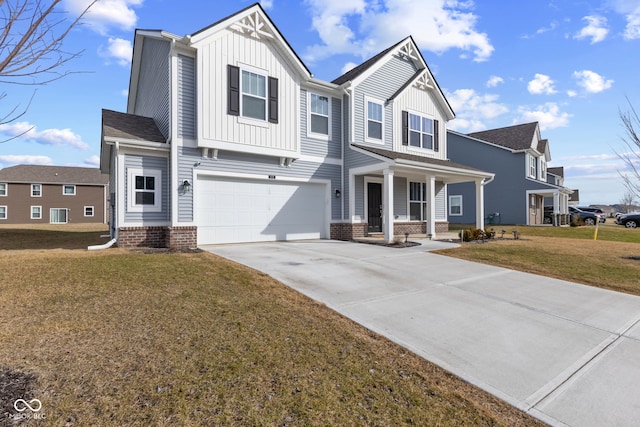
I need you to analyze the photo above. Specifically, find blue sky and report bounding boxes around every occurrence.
[1,0,639,205]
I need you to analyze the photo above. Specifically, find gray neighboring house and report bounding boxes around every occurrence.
[447,122,573,226]
[100,3,493,249]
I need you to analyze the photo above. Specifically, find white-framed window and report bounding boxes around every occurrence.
[31,206,42,220]
[0,206,6,220]
[0,183,6,196]
[449,195,463,216]
[128,168,162,212]
[31,183,42,197]
[539,158,547,181]
[408,113,434,150]
[241,68,267,121]
[409,182,427,221]
[365,97,384,142]
[62,184,76,195]
[308,92,331,138]
[84,206,94,217]
[50,208,68,224]
[528,155,537,178]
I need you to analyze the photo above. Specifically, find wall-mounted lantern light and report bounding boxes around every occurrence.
[335,189,341,198]
[183,179,191,191]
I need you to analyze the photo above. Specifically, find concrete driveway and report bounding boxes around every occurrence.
[204,239,640,427]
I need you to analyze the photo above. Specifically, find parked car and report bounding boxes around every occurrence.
[616,212,640,228]
[568,206,600,226]
[577,206,606,222]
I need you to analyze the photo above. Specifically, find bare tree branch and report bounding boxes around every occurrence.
[617,97,640,199]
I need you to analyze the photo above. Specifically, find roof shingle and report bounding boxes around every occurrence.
[467,122,538,151]
[102,109,166,143]
[0,165,108,185]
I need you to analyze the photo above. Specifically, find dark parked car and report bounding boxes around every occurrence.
[568,206,600,226]
[577,206,606,222]
[616,212,640,228]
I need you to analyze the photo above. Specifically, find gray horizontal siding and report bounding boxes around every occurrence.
[134,37,171,139]
[435,182,446,220]
[178,147,342,221]
[178,54,196,139]
[300,90,342,159]
[124,154,169,223]
[394,176,407,217]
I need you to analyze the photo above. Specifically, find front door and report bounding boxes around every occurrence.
[367,182,382,233]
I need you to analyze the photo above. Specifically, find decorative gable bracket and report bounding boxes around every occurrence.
[230,11,275,40]
[413,72,433,91]
[398,40,419,62]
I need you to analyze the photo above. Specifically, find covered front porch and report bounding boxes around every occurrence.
[341,146,494,243]
[528,187,573,226]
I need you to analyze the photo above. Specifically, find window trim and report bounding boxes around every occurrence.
[365,96,384,143]
[62,184,76,196]
[539,158,547,181]
[31,205,42,220]
[0,205,6,220]
[307,92,332,140]
[127,168,162,213]
[528,155,537,178]
[49,208,68,224]
[449,195,463,216]
[407,110,435,151]
[408,181,428,221]
[240,67,268,122]
[31,183,42,197]
[84,206,94,217]
[0,183,6,197]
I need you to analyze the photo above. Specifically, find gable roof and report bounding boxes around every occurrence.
[102,109,166,143]
[548,166,564,177]
[468,122,539,151]
[332,40,404,86]
[0,165,108,185]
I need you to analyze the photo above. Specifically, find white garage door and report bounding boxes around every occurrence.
[196,176,328,245]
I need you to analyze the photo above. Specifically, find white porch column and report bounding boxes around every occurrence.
[383,168,394,243]
[426,175,436,239]
[475,178,485,230]
[553,192,560,226]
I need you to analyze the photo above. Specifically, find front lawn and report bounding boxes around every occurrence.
[0,231,540,426]
[437,224,640,296]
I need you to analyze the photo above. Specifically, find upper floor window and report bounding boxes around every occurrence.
[529,155,537,178]
[409,113,434,150]
[0,183,6,196]
[128,168,162,212]
[539,159,547,181]
[366,98,383,142]
[84,206,94,217]
[309,93,330,137]
[31,184,42,197]
[63,184,76,195]
[228,65,278,124]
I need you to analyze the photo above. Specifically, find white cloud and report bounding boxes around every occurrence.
[486,75,503,88]
[260,0,274,9]
[304,0,493,64]
[572,70,614,93]
[536,21,559,35]
[341,62,359,75]
[0,122,89,150]
[63,0,142,35]
[574,15,609,43]
[0,155,53,166]
[516,102,571,130]
[99,38,133,66]
[84,155,101,166]
[527,73,557,95]
[446,88,509,132]
[611,0,640,40]
[567,90,578,97]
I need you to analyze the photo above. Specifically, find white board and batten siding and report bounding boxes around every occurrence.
[194,29,300,156]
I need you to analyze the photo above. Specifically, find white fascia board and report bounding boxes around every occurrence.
[197,139,300,159]
[103,137,170,152]
[304,78,341,95]
[349,145,395,164]
[394,158,494,180]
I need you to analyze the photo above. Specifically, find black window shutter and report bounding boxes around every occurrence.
[402,110,409,146]
[434,119,440,152]
[268,77,279,123]
[228,65,240,116]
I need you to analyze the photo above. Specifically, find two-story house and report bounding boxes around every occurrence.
[100,3,493,248]
[0,165,109,224]
[447,122,573,226]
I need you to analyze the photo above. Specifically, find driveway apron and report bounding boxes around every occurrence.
[204,240,640,427]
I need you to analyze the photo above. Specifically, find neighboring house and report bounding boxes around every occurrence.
[100,3,492,249]
[0,165,109,224]
[569,189,580,206]
[447,122,573,226]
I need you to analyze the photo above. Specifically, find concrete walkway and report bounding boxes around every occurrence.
[204,239,640,427]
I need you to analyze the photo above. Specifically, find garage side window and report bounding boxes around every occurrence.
[128,168,162,212]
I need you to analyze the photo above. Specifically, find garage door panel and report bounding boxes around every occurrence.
[196,177,327,245]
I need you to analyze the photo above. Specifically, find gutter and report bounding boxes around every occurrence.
[88,238,117,251]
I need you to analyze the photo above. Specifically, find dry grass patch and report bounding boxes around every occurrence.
[436,234,640,295]
[0,249,542,426]
[0,225,109,250]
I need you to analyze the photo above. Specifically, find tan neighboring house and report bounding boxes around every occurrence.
[0,165,109,224]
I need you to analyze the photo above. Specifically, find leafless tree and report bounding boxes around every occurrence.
[620,190,637,214]
[618,98,640,198]
[0,0,96,140]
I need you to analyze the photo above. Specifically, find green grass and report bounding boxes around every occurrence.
[0,229,540,426]
[437,224,640,295]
